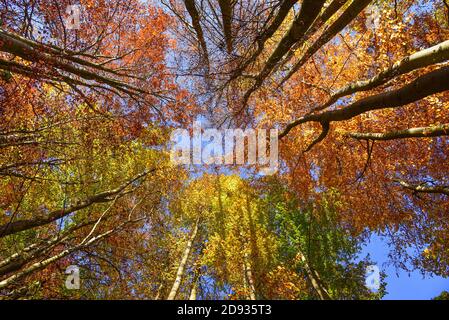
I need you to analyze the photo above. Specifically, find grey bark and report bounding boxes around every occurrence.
[167,218,200,300]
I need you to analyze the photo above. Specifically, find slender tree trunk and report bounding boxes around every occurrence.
[189,280,197,300]
[239,204,256,300]
[297,251,331,300]
[189,263,201,300]
[167,218,200,300]
[242,260,248,293]
[243,250,256,300]
[245,194,258,300]
[154,282,164,300]
[215,174,229,280]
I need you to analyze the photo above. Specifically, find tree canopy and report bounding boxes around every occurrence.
[0,0,448,299]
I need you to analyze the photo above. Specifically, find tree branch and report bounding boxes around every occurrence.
[0,169,154,238]
[218,0,235,53]
[280,66,449,139]
[395,180,449,196]
[309,39,449,114]
[348,123,449,141]
[279,0,373,86]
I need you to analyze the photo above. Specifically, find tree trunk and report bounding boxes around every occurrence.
[154,282,164,300]
[245,194,258,300]
[167,218,200,300]
[297,251,331,300]
[243,250,256,300]
[239,204,256,300]
[189,262,201,300]
[189,281,197,300]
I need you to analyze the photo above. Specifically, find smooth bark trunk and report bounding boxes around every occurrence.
[167,218,200,300]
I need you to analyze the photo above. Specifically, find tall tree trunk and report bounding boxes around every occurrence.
[167,218,200,300]
[245,193,258,300]
[297,251,330,300]
[189,261,201,300]
[215,174,229,280]
[154,282,164,300]
[243,250,256,300]
[189,282,197,300]
[239,205,257,300]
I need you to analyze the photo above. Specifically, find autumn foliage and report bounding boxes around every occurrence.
[0,0,448,300]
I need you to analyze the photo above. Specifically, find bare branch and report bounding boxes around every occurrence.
[348,123,449,141]
[395,180,449,196]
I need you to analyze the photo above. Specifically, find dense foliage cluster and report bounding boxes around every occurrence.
[0,0,447,299]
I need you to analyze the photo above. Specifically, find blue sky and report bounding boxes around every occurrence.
[362,235,449,300]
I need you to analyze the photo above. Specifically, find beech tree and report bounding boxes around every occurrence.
[165,0,449,276]
[1,0,448,300]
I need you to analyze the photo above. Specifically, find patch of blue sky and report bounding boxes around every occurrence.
[362,234,449,299]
